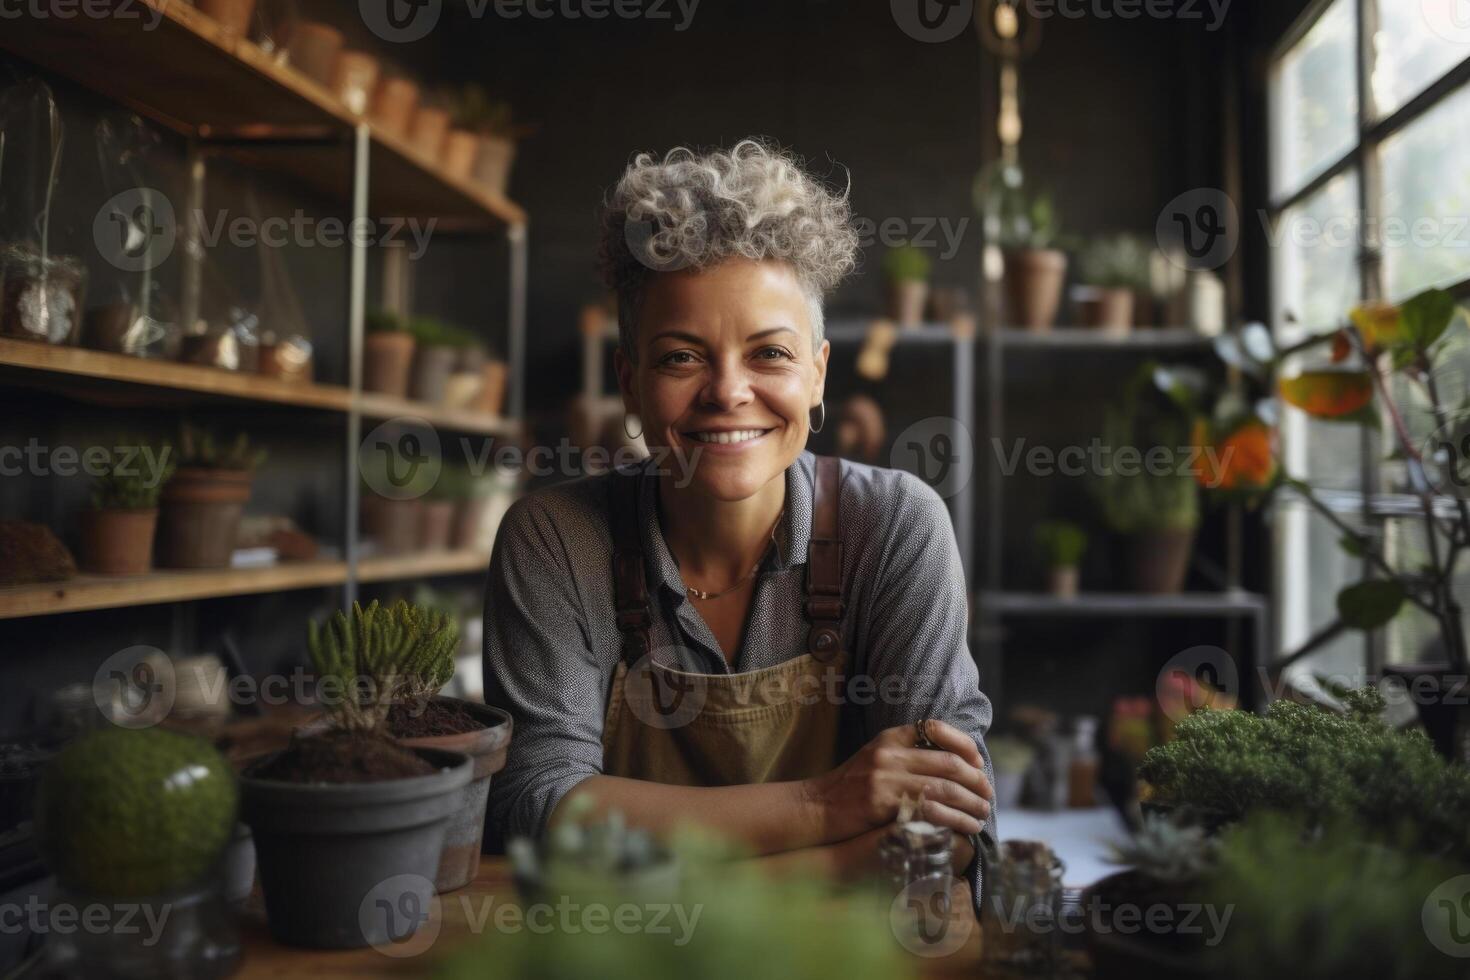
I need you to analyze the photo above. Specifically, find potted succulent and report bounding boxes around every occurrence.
[240,601,475,948]
[359,448,431,557]
[444,337,488,409]
[158,424,267,569]
[881,244,932,328]
[407,89,452,160]
[364,309,416,398]
[1075,234,1151,334]
[978,166,1066,332]
[419,485,456,552]
[80,445,175,575]
[1034,520,1086,598]
[408,316,468,405]
[34,727,242,976]
[454,85,519,198]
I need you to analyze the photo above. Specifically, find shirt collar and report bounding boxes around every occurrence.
[637,451,816,599]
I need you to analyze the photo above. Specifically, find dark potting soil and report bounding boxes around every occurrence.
[387,698,487,738]
[252,729,434,783]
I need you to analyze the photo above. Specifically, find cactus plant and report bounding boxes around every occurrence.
[307,599,459,731]
[177,422,267,471]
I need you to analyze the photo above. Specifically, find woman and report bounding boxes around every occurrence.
[484,139,996,910]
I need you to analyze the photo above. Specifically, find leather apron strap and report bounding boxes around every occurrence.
[610,466,651,668]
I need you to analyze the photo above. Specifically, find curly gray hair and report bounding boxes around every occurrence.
[599,138,859,361]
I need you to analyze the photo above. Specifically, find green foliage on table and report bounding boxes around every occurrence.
[437,823,912,980]
[177,421,267,471]
[1138,688,1470,860]
[881,244,932,283]
[1106,813,1220,885]
[1076,233,1152,291]
[1202,813,1466,980]
[1034,520,1087,567]
[35,727,238,897]
[89,445,175,510]
[308,599,459,730]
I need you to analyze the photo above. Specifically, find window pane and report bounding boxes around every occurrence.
[1272,0,1359,199]
[1380,81,1470,298]
[1371,0,1470,117]
[1276,499,1366,676]
[1273,170,1361,338]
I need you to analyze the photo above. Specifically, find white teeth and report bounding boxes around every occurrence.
[689,429,765,444]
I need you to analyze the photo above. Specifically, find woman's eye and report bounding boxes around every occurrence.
[754,346,794,361]
[659,350,699,366]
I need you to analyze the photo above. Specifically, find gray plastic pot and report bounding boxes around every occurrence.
[240,746,472,949]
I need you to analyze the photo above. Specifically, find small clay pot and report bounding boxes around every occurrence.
[451,497,491,551]
[371,77,419,137]
[198,0,256,35]
[1129,528,1195,594]
[408,106,450,158]
[472,135,516,197]
[478,360,508,416]
[886,279,929,328]
[286,21,342,87]
[1004,248,1068,332]
[419,500,454,552]
[80,509,158,576]
[158,469,253,569]
[259,339,312,382]
[442,371,484,410]
[442,130,479,181]
[1047,565,1079,599]
[331,51,379,115]
[410,345,458,404]
[1077,286,1134,334]
[361,495,422,556]
[363,331,416,398]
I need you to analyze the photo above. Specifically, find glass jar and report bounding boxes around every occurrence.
[983,839,1065,972]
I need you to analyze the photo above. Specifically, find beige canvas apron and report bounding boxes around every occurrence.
[601,456,850,786]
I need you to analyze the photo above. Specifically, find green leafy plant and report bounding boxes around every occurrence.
[452,84,516,137]
[1034,520,1087,568]
[976,165,1059,251]
[90,446,175,510]
[177,422,267,471]
[308,600,459,732]
[366,309,409,333]
[409,315,476,349]
[1076,234,1152,291]
[881,243,932,283]
[1138,688,1470,860]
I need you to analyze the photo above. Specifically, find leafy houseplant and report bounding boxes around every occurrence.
[881,243,933,328]
[454,84,520,197]
[978,164,1066,332]
[240,600,478,947]
[80,445,175,575]
[157,424,266,569]
[1034,520,1087,598]
[364,309,416,398]
[1173,290,1470,757]
[409,315,472,405]
[1075,234,1152,333]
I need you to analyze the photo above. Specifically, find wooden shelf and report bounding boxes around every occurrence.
[0,338,353,411]
[993,327,1212,349]
[978,589,1268,618]
[357,392,519,437]
[0,0,525,227]
[357,550,491,583]
[0,561,349,620]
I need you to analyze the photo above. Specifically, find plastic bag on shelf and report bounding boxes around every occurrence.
[0,78,86,345]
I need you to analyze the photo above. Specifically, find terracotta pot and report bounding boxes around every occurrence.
[442,130,480,181]
[159,468,253,569]
[408,106,450,158]
[419,500,455,552]
[1128,528,1195,594]
[410,345,458,404]
[286,21,342,87]
[1047,565,1079,599]
[443,371,484,410]
[478,360,507,416]
[331,51,379,115]
[371,77,419,137]
[1382,664,1470,763]
[452,497,491,551]
[472,135,516,197]
[361,495,422,556]
[1077,287,1135,334]
[1004,248,1068,332]
[363,331,415,397]
[259,341,312,383]
[80,509,158,576]
[198,0,255,35]
[886,280,929,328]
[397,699,512,893]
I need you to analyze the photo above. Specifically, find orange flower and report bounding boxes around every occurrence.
[1194,418,1276,491]
[1350,302,1401,352]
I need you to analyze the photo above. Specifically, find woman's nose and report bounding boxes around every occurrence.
[699,356,755,410]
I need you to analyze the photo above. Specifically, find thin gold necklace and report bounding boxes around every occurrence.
[682,510,783,601]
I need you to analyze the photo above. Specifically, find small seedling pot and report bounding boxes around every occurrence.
[240,746,472,949]
[1004,248,1068,332]
[81,508,158,575]
[158,468,253,569]
[408,106,450,159]
[418,500,455,551]
[363,330,416,397]
[397,699,512,893]
[410,345,458,404]
[886,279,928,328]
[442,130,480,181]
[361,494,423,556]
[472,135,516,197]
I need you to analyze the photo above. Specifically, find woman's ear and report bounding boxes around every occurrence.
[613,345,640,417]
[811,338,830,409]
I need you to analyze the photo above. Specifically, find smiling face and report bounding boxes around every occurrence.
[615,257,829,502]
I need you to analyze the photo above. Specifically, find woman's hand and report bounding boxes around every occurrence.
[803,720,993,844]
